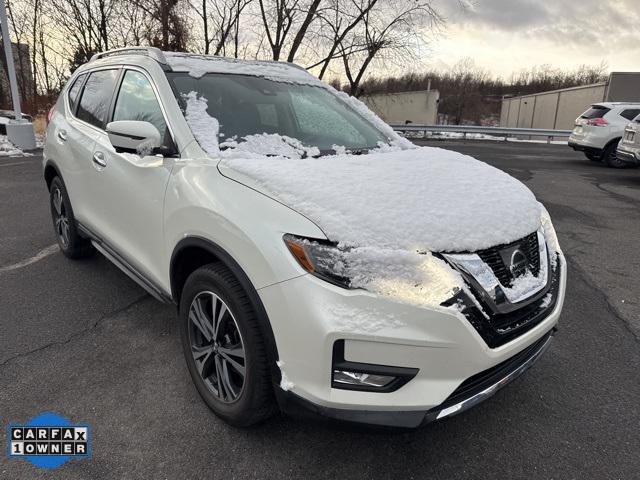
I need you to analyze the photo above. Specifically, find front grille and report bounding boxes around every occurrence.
[477,232,540,286]
[443,260,560,348]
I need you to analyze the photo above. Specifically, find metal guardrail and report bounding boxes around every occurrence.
[390,124,572,141]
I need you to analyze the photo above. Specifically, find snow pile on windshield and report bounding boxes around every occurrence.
[184,92,220,155]
[220,134,320,158]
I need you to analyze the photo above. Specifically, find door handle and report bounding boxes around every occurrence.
[57,129,67,141]
[92,151,107,168]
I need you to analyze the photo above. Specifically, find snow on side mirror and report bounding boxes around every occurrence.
[106,120,162,155]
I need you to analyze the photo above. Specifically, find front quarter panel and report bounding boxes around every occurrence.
[164,158,326,292]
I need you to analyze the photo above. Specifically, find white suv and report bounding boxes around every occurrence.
[616,114,640,166]
[569,102,640,167]
[44,47,566,428]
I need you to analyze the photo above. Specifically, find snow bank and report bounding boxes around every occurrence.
[0,135,29,156]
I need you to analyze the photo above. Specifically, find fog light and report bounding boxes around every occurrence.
[333,370,395,388]
[331,340,419,392]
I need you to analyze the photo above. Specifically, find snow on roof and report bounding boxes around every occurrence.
[164,52,324,86]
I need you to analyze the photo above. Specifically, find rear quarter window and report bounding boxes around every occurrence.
[620,109,640,121]
[580,106,610,119]
[76,69,120,128]
[67,74,86,114]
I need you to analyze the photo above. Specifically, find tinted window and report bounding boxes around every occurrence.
[113,70,167,139]
[620,109,640,121]
[77,69,119,128]
[580,106,610,119]
[67,73,86,114]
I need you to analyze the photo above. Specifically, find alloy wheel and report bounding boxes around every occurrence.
[52,187,70,248]
[188,291,246,403]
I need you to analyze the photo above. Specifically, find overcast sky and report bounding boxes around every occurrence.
[428,0,640,78]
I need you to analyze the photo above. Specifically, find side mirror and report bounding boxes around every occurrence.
[106,120,161,154]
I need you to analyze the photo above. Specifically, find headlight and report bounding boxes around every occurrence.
[540,204,561,254]
[283,234,351,288]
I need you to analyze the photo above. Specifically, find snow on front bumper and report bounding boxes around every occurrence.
[258,253,566,414]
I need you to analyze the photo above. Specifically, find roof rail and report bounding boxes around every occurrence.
[89,47,167,65]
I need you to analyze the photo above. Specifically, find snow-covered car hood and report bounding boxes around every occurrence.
[218,146,542,253]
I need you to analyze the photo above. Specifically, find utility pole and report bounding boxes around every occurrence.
[0,0,36,149]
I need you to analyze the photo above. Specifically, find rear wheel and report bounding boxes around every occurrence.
[584,152,601,162]
[602,140,625,168]
[49,177,94,259]
[179,262,275,426]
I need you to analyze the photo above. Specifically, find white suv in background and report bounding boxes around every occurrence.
[616,114,640,166]
[569,102,640,167]
[43,47,566,429]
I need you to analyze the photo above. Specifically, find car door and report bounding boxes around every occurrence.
[86,68,176,287]
[49,71,100,218]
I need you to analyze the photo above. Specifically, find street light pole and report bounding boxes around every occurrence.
[0,0,35,150]
[0,0,22,121]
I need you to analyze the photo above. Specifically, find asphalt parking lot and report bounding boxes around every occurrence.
[1,141,639,479]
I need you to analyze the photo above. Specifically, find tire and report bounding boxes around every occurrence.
[179,262,275,426]
[49,176,94,259]
[584,152,601,162]
[602,140,626,168]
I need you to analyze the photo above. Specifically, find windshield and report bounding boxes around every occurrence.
[167,72,389,155]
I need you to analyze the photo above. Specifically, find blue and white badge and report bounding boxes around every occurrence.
[7,412,91,469]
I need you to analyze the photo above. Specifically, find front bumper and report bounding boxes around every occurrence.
[616,145,640,165]
[258,253,566,425]
[278,329,554,428]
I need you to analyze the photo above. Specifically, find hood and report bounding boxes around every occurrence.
[218,146,541,253]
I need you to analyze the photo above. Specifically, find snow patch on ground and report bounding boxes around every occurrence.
[0,135,30,156]
[276,361,294,391]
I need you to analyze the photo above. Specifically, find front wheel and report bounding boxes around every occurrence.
[179,263,275,426]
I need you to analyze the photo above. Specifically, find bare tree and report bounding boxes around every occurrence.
[307,0,378,79]
[339,0,442,96]
[189,0,253,55]
[256,0,322,61]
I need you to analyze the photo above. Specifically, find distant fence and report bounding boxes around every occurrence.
[390,124,572,142]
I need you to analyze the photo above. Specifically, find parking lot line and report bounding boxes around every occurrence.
[0,244,58,273]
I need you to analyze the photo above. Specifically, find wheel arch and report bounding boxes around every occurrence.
[170,236,281,382]
[604,136,622,151]
[44,159,62,190]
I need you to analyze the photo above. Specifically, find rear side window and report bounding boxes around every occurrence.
[620,109,640,121]
[112,70,167,140]
[580,106,610,119]
[77,69,119,128]
[67,74,86,114]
